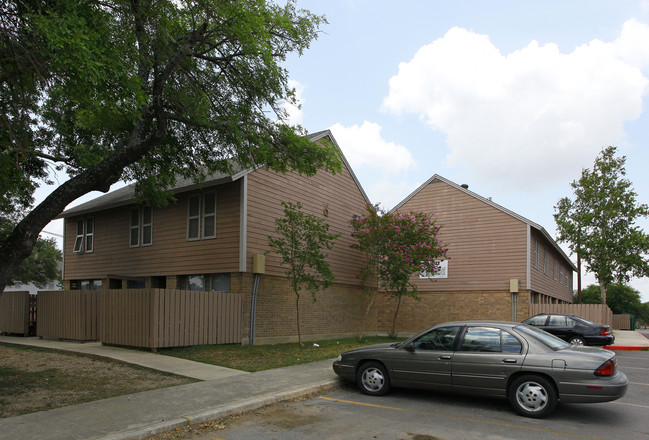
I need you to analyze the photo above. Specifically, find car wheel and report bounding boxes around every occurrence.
[569,336,586,346]
[508,375,558,418]
[357,361,390,396]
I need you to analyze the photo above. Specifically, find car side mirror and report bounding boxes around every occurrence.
[403,342,415,352]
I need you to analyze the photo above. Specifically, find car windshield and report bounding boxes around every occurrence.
[514,324,570,350]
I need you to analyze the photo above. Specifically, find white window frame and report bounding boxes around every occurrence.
[73,219,85,253]
[84,218,94,253]
[130,208,140,247]
[202,192,217,239]
[141,206,153,246]
[187,195,201,241]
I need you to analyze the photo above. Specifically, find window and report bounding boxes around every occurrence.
[203,192,216,239]
[548,315,568,326]
[130,208,140,247]
[142,206,152,246]
[412,326,460,351]
[533,238,539,269]
[185,273,231,292]
[73,218,94,253]
[525,315,548,326]
[187,195,201,241]
[459,327,522,353]
[553,257,557,280]
[543,249,548,274]
[187,192,217,241]
[559,265,564,284]
[79,280,101,290]
[131,206,153,247]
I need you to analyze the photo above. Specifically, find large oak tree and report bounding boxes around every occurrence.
[0,0,341,293]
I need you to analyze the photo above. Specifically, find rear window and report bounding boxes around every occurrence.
[515,324,569,350]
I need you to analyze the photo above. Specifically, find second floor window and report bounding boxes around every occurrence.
[73,218,94,253]
[187,192,217,241]
[130,206,153,247]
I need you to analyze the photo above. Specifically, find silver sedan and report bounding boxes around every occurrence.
[332,321,628,418]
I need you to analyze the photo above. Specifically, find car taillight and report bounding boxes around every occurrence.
[595,359,616,376]
[601,328,611,336]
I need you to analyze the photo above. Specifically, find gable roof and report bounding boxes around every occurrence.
[57,129,369,218]
[392,174,577,271]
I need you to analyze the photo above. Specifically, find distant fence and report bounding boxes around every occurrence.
[0,291,30,335]
[28,289,241,349]
[529,303,613,327]
[612,314,632,330]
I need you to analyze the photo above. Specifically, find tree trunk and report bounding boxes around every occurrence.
[599,284,607,305]
[0,131,162,296]
[358,290,377,342]
[391,295,402,339]
[295,290,303,347]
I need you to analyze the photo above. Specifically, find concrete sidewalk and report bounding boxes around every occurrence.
[0,330,647,440]
[0,336,340,440]
[605,329,649,350]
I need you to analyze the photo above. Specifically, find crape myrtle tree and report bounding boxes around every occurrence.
[0,0,340,295]
[350,204,448,339]
[267,201,339,347]
[554,147,649,305]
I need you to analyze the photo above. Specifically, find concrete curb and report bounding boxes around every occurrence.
[96,380,341,440]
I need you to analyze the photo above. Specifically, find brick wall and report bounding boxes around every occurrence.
[233,273,378,344]
[375,290,531,336]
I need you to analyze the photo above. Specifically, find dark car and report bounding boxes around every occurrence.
[333,321,627,418]
[522,314,614,346]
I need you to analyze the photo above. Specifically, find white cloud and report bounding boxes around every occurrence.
[329,121,416,174]
[382,22,649,193]
[367,179,422,211]
[281,79,305,125]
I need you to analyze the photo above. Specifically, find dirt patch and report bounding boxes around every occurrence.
[0,343,195,418]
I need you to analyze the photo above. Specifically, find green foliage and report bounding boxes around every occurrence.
[0,0,340,291]
[0,218,61,287]
[350,204,448,337]
[554,147,649,304]
[578,284,649,324]
[267,201,339,346]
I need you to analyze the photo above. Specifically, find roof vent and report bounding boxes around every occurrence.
[460,184,469,189]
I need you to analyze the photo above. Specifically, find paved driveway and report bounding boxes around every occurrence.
[176,350,649,440]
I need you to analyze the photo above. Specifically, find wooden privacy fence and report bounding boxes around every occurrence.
[529,303,613,327]
[612,314,632,330]
[38,290,99,341]
[0,291,30,335]
[99,289,242,349]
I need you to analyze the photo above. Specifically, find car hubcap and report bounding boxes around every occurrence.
[570,338,584,346]
[362,368,384,391]
[516,382,548,412]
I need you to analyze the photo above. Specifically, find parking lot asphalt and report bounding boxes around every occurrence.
[0,330,647,440]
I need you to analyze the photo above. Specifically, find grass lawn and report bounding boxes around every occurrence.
[159,336,405,372]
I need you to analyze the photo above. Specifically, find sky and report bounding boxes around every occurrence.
[38,0,649,300]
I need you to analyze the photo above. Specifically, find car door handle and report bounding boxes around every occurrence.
[502,359,517,364]
[439,355,452,360]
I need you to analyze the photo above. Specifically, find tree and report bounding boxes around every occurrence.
[578,283,649,326]
[350,204,448,338]
[554,147,649,305]
[267,201,339,347]
[0,0,340,295]
[0,218,61,287]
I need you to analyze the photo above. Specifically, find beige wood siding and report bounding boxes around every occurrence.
[396,180,528,291]
[63,181,241,280]
[529,230,574,302]
[246,165,368,285]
